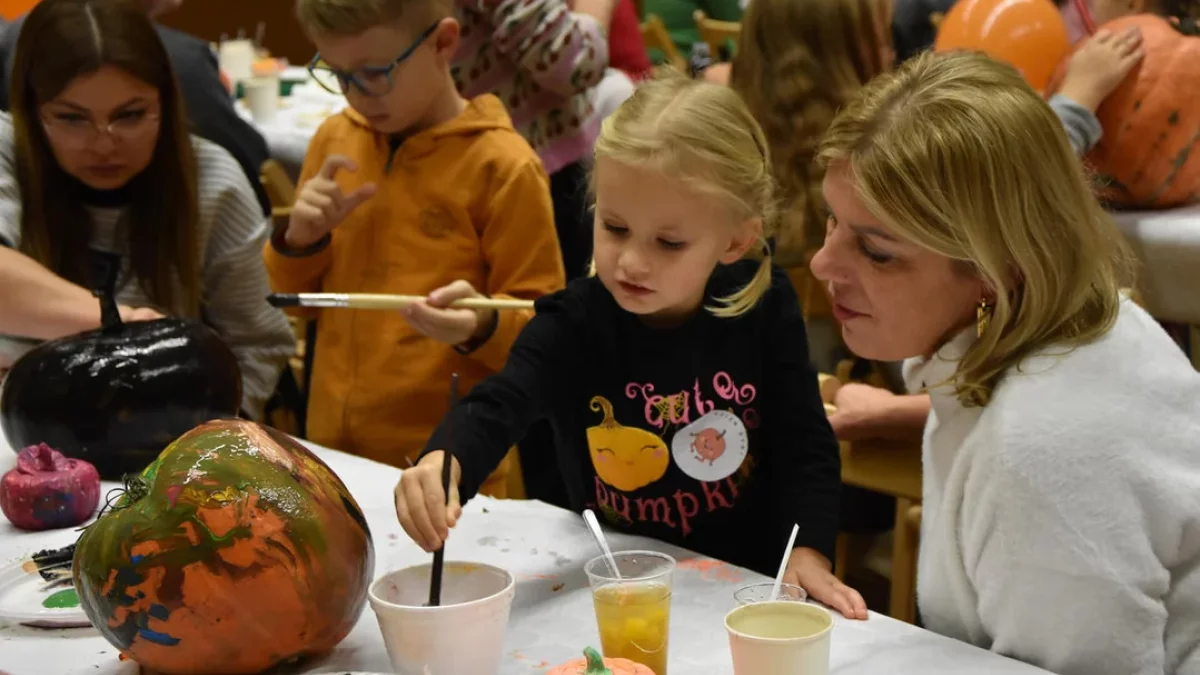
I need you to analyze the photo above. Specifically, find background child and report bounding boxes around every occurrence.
[729,0,894,266]
[395,71,868,620]
[453,0,612,281]
[265,0,566,495]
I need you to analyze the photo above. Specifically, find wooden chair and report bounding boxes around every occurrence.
[692,9,741,58]
[260,159,296,223]
[820,372,924,624]
[641,14,686,71]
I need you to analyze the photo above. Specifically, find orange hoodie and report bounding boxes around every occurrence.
[264,95,566,494]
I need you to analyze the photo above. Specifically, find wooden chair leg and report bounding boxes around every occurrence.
[834,533,850,581]
[890,499,921,623]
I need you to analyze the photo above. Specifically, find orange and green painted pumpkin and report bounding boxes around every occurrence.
[547,647,657,675]
[1050,14,1200,208]
[71,419,374,675]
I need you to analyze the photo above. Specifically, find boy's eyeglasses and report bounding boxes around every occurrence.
[308,21,441,97]
[40,109,161,148]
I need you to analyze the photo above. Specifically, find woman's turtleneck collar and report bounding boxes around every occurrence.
[902,326,977,416]
[68,175,135,209]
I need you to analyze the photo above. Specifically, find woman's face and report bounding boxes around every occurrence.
[38,65,162,191]
[809,164,986,361]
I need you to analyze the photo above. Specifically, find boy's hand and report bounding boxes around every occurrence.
[784,547,869,620]
[286,155,378,249]
[1059,27,1144,112]
[402,280,499,348]
[395,450,463,552]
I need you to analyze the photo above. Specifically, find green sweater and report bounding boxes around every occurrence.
[643,0,743,60]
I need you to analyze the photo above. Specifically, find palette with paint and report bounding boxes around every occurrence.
[0,544,90,628]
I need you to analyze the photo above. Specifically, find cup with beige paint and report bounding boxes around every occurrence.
[725,600,834,675]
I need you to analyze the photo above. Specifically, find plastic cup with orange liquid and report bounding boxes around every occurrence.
[585,550,675,675]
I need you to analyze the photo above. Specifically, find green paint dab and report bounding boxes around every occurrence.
[43,588,80,609]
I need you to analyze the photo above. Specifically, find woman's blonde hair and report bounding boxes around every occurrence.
[593,69,778,318]
[731,0,890,265]
[819,50,1136,407]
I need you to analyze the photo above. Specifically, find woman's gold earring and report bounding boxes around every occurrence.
[976,299,994,338]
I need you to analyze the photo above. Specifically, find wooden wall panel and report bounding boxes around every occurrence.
[158,0,316,66]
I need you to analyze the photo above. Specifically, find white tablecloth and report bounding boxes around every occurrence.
[1111,204,1200,325]
[0,433,1048,675]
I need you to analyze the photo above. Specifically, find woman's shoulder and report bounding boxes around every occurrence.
[985,298,1200,463]
[187,135,266,246]
[189,135,252,193]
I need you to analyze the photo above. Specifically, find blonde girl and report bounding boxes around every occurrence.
[729,0,893,264]
[394,70,867,620]
[811,49,1200,673]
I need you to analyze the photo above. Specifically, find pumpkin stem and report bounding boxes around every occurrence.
[589,396,618,429]
[90,253,123,333]
[32,443,56,472]
[582,647,612,675]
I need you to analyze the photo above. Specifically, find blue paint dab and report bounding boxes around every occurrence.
[130,555,144,564]
[138,628,180,646]
[148,604,170,621]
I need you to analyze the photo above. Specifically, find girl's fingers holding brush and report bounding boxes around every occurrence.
[396,454,444,550]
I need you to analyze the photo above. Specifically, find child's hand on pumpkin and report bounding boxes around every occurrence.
[395,450,464,552]
[785,547,869,620]
[401,280,498,348]
[1059,26,1144,112]
[118,305,165,323]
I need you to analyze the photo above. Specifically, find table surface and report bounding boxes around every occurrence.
[0,433,1049,675]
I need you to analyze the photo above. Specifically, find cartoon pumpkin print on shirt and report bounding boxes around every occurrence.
[587,396,670,491]
[671,410,749,482]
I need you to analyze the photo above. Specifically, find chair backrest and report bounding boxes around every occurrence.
[693,9,741,58]
[260,159,297,223]
[641,14,686,71]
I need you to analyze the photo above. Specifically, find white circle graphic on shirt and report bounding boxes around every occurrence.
[671,410,749,482]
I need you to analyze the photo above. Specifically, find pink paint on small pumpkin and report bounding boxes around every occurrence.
[0,443,100,531]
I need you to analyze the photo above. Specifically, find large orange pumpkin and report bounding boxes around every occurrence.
[547,646,657,675]
[1050,15,1200,208]
[71,419,374,674]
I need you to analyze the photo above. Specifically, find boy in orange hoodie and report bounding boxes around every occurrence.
[266,0,566,495]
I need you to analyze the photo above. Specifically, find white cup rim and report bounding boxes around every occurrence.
[724,600,834,644]
[368,560,515,613]
[584,549,677,584]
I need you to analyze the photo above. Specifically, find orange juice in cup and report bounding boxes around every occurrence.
[585,551,675,675]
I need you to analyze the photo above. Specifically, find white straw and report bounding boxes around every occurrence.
[772,523,800,601]
[583,509,622,579]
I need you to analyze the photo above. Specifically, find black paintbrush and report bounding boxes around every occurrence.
[427,373,459,607]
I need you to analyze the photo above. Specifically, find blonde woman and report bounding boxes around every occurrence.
[394,71,869,620]
[811,50,1200,674]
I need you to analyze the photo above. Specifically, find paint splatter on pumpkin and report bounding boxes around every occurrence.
[71,419,374,675]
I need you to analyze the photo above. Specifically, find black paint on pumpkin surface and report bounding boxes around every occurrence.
[0,317,242,480]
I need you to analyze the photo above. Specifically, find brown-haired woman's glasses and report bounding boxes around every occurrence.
[307,20,440,97]
[41,109,162,148]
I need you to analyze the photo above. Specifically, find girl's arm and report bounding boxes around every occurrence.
[419,291,582,502]
[477,0,611,97]
[762,267,841,563]
[197,145,297,420]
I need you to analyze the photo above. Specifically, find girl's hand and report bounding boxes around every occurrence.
[394,451,464,552]
[1059,27,1144,112]
[401,280,498,348]
[784,547,869,620]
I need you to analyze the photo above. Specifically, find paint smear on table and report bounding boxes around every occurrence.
[677,558,743,583]
[510,651,551,668]
[42,588,80,609]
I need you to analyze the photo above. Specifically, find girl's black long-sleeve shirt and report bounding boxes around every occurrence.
[422,262,841,576]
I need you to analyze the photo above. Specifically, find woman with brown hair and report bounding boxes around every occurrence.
[0,0,294,419]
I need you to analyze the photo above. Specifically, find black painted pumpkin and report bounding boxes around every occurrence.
[0,297,241,480]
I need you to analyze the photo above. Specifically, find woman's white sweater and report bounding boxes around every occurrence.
[904,299,1200,675]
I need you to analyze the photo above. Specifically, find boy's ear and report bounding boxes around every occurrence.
[719,216,762,264]
[432,17,461,60]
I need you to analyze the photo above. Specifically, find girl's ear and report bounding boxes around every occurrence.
[719,216,763,264]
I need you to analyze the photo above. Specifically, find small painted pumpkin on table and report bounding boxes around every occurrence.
[547,647,657,675]
[0,443,100,530]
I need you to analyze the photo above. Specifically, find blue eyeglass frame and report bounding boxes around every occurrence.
[307,20,441,97]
